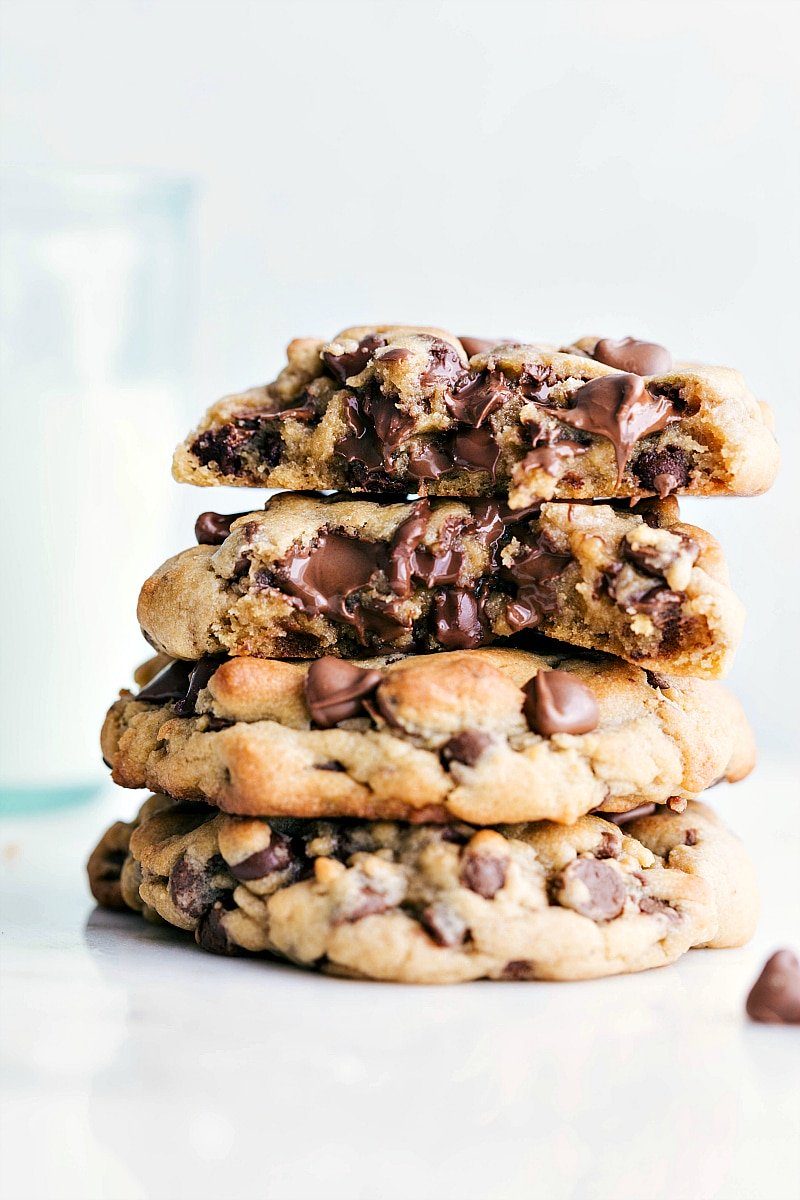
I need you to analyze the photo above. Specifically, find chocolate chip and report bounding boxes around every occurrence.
[592,337,673,376]
[137,658,194,704]
[322,333,387,383]
[523,670,600,736]
[554,858,626,921]
[278,531,385,620]
[195,511,246,545]
[340,886,393,923]
[173,659,223,717]
[441,730,492,767]
[169,852,231,920]
[304,658,382,728]
[365,386,416,451]
[521,443,584,477]
[419,339,468,390]
[645,671,670,691]
[450,426,502,480]
[459,336,506,358]
[196,900,239,955]
[406,442,453,480]
[192,421,282,476]
[746,950,800,1024]
[377,346,412,365]
[460,851,508,899]
[596,829,622,859]
[336,394,385,470]
[501,960,537,980]
[603,803,657,825]
[625,533,698,577]
[229,831,295,881]
[633,446,691,496]
[502,536,572,631]
[434,588,489,649]
[421,903,468,947]
[446,368,511,426]
[316,760,346,772]
[541,375,681,484]
[387,499,430,598]
[684,828,698,847]
[638,895,679,921]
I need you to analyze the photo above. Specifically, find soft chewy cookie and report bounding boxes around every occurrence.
[101,646,755,825]
[140,493,743,678]
[87,796,754,983]
[172,327,778,504]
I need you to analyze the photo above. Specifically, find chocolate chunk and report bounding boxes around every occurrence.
[195,511,246,545]
[366,386,416,451]
[625,533,698,577]
[421,903,468,947]
[603,803,657,825]
[196,900,239,956]
[434,588,488,649]
[596,829,622,859]
[419,339,468,389]
[542,375,680,483]
[746,950,800,1025]
[304,658,382,728]
[459,336,506,358]
[633,446,691,496]
[441,730,492,767]
[502,536,571,631]
[460,850,508,899]
[501,960,537,980]
[554,858,626,921]
[169,852,231,920]
[341,886,393,923]
[639,895,679,921]
[174,658,223,717]
[592,337,673,376]
[377,346,412,365]
[137,658,194,704]
[451,426,502,480]
[272,392,319,422]
[406,442,453,480]
[523,670,599,736]
[387,500,430,598]
[645,672,670,691]
[522,443,584,477]
[278,531,384,621]
[192,421,282,476]
[322,333,386,383]
[336,394,385,470]
[446,368,511,426]
[230,831,295,881]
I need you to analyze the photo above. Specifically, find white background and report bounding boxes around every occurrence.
[1,6,799,1200]
[1,0,799,755]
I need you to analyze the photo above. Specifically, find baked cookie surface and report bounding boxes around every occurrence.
[140,493,744,678]
[173,327,778,503]
[101,646,755,825]
[87,795,754,983]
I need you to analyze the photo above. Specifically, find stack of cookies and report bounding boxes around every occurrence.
[88,327,778,983]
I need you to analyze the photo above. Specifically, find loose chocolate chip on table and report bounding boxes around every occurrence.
[441,730,492,767]
[592,337,673,376]
[541,374,680,483]
[195,511,247,545]
[523,670,599,736]
[746,950,800,1024]
[554,858,626,921]
[304,657,382,728]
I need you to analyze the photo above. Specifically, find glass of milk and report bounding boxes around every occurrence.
[0,172,194,811]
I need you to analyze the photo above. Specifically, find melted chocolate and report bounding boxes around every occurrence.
[592,337,673,376]
[304,658,382,728]
[523,670,599,736]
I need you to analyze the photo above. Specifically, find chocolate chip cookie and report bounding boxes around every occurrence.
[101,646,754,825]
[172,327,778,503]
[87,794,755,983]
[140,493,743,678]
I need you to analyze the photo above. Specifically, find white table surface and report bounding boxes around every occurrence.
[1,763,798,1200]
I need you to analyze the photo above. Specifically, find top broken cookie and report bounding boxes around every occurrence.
[173,327,778,503]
